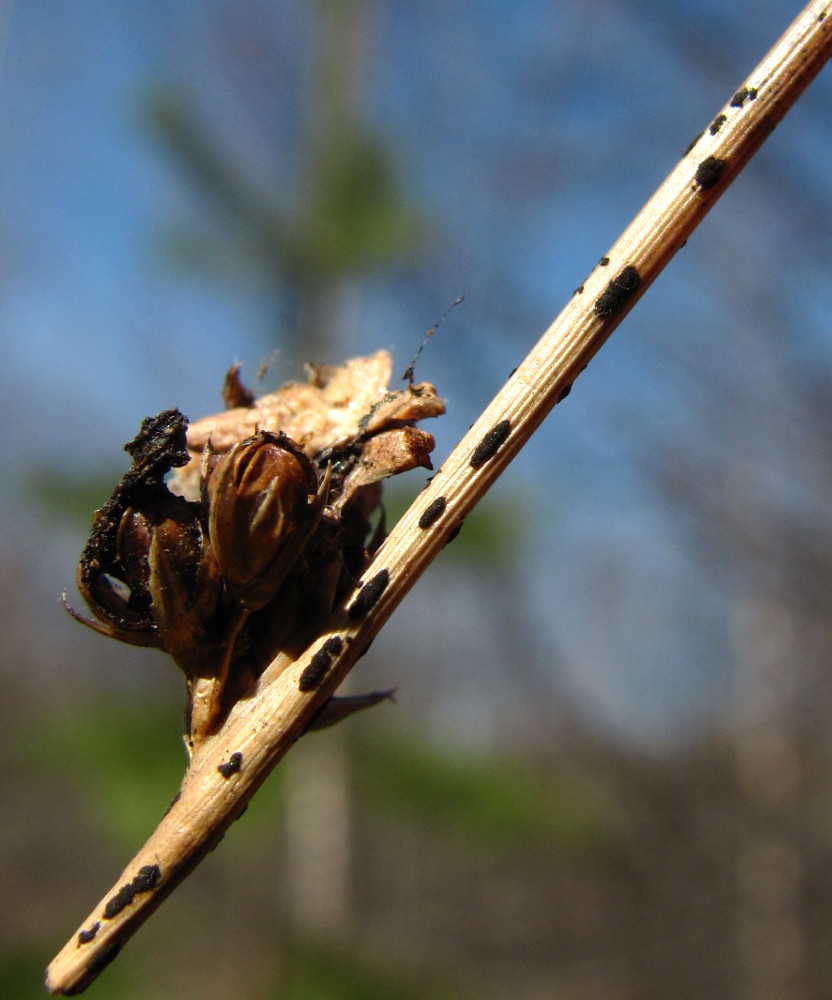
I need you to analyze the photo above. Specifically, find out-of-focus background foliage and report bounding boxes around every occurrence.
[2,1,832,997]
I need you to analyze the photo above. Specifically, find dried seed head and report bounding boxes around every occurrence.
[70,359,444,751]
[206,432,325,611]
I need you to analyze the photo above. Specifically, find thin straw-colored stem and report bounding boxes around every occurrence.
[47,2,832,993]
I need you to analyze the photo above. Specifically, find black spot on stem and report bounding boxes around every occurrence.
[103,865,161,919]
[77,923,100,945]
[85,941,121,979]
[418,497,447,529]
[593,265,641,320]
[348,571,390,621]
[299,636,344,691]
[470,421,511,468]
[731,86,758,107]
[686,132,703,154]
[218,752,243,778]
[695,155,725,189]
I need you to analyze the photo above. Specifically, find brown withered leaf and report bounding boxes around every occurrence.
[339,426,437,500]
[222,363,256,410]
[172,350,444,501]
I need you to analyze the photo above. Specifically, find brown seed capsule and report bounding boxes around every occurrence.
[72,409,195,648]
[206,432,325,611]
[143,509,223,678]
[112,498,227,751]
[73,486,225,676]
[75,500,164,648]
[72,558,161,647]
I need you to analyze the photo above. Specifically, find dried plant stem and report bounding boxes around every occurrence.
[47,3,832,994]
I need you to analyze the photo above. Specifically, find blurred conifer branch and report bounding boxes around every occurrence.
[46,1,832,993]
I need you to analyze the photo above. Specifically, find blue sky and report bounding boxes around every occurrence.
[2,0,831,746]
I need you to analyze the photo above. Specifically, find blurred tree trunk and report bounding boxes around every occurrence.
[283,0,369,937]
[293,0,373,361]
[732,593,802,1000]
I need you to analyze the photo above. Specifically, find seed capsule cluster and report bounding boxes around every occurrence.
[70,354,444,753]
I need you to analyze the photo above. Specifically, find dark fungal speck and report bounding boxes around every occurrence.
[573,284,585,295]
[218,751,243,778]
[593,265,640,320]
[103,885,135,920]
[730,86,758,108]
[820,11,827,21]
[685,132,703,154]
[419,496,447,529]
[444,522,463,547]
[470,420,511,468]
[709,114,727,135]
[348,570,390,621]
[84,940,121,979]
[132,865,160,892]
[78,922,100,945]
[557,383,572,403]
[299,649,331,692]
[599,256,610,266]
[103,865,160,919]
[299,636,344,691]
[695,155,725,190]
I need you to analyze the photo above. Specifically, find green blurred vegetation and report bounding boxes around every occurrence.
[21,697,190,854]
[26,467,124,528]
[19,691,610,867]
[0,952,71,1000]
[146,89,424,285]
[273,938,464,1000]
[353,731,611,861]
